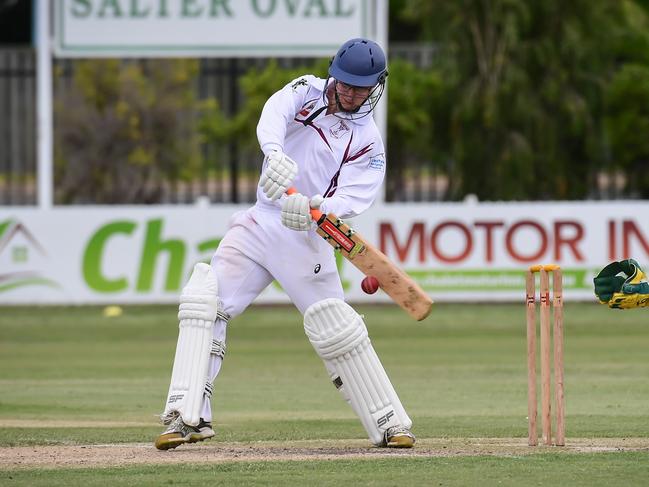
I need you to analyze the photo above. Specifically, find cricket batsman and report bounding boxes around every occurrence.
[594,259,649,309]
[155,38,415,450]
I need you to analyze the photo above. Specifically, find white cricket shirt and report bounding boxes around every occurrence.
[255,75,386,220]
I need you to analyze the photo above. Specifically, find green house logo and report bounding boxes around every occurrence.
[0,219,60,293]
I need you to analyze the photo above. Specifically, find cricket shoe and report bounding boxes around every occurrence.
[154,415,215,450]
[382,425,416,448]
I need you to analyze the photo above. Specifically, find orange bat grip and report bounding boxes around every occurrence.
[286,187,323,221]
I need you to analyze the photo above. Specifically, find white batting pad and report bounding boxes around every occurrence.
[162,263,219,426]
[304,299,412,445]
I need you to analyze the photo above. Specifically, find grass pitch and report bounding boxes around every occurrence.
[0,302,648,485]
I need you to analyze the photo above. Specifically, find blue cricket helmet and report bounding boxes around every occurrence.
[329,38,388,87]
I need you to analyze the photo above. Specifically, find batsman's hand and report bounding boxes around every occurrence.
[594,259,649,309]
[280,193,323,231]
[259,150,298,201]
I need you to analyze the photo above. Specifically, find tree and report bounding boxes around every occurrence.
[398,0,639,200]
[605,64,649,198]
[54,59,209,203]
[603,2,649,197]
[384,58,449,200]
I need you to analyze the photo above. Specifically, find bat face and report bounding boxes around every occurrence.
[315,213,433,321]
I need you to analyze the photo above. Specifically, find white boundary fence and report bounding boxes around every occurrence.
[2,200,648,305]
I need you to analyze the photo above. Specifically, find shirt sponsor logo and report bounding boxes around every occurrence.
[368,154,385,171]
[299,101,316,117]
[329,120,350,138]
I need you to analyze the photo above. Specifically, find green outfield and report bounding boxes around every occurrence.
[1,302,648,485]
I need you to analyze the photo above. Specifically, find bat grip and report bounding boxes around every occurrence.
[286,187,323,221]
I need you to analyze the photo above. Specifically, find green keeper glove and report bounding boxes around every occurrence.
[593,259,649,309]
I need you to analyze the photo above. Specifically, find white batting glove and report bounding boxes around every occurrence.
[259,150,298,201]
[281,193,312,231]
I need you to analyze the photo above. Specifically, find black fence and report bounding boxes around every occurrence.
[0,49,36,205]
[0,45,632,206]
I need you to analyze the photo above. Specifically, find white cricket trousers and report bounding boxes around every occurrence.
[212,206,344,317]
[200,206,344,421]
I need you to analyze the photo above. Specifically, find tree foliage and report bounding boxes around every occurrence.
[397,0,649,200]
[605,64,649,197]
[384,58,450,200]
[54,59,209,203]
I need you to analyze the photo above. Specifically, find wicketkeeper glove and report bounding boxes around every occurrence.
[593,259,649,309]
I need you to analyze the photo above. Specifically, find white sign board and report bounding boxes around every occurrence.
[2,201,649,305]
[54,0,375,57]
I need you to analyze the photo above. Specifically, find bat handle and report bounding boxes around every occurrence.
[286,187,323,221]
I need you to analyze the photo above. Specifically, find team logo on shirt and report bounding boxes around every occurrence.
[329,120,350,139]
[368,153,386,171]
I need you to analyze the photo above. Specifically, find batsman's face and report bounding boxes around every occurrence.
[335,80,373,111]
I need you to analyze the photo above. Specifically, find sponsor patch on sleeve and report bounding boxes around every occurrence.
[368,154,386,171]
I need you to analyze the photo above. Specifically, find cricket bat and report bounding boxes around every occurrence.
[287,188,433,321]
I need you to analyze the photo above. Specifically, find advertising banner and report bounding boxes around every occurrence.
[1,201,648,305]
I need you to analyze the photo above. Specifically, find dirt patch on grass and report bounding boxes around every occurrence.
[2,438,648,470]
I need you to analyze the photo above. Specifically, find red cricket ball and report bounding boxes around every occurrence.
[361,276,380,294]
